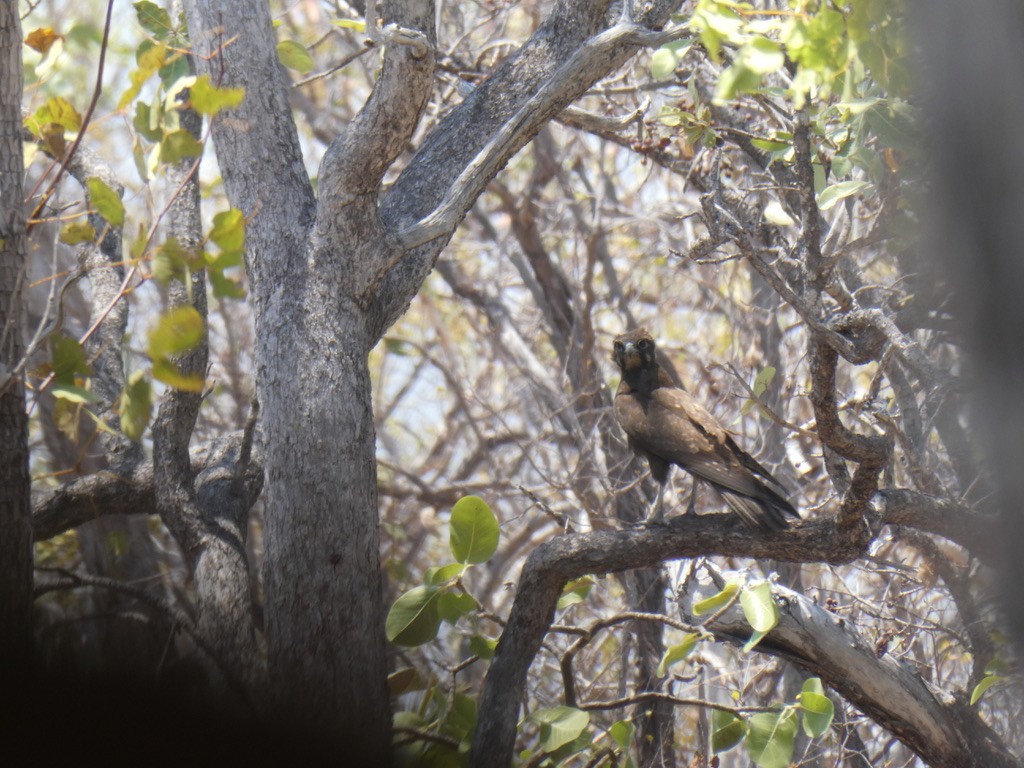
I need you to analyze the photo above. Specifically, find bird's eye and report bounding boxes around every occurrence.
[613,342,623,352]
[637,339,650,350]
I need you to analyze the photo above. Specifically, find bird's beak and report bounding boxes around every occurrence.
[619,342,642,371]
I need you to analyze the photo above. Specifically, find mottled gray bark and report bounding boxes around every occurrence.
[0,0,33,666]
[181,0,689,756]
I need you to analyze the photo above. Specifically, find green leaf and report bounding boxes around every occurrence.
[693,581,740,616]
[799,678,834,737]
[530,706,589,753]
[609,720,635,750]
[133,101,164,142]
[386,585,443,646]
[25,96,82,138]
[148,305,205,359]
[443,692,478,740]
[970,674,1001,705]
[469,634,497,660]
[449,495,499,564]
[152,358,206,392]
[209,208,245,253]
[557,575,595,611]
[752,365,777,397]
[651,47,678,80]
[208,269,246,299]
[50,334,90,384]
[746,710,797,768]
[59,221,97,245]
[743,628,769,653]
[277,39,314,72]
[425,562,465,586]
[436,590,476,623]
[657,633,700,676]
[742,35,784,74]
[740,582,779,633]
[133,1,173,39]
[332,18,367,32]
[159,129,204,164]
[152,239,188,285]
[119,369,152,442]
[189,74,246,116]
[751,137,791,153]
[52,383,98,404]
[711,710,746,754]
[818,180,873,211]
[85,177,125,227]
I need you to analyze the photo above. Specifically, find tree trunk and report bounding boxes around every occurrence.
[0,0,32,666]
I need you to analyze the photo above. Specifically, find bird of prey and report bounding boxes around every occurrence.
[611,328,799,531]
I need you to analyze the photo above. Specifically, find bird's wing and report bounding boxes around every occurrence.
[634,387,768,498]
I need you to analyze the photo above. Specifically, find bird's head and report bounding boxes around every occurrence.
[612,328,657,374]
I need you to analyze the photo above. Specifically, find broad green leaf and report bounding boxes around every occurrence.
[658,105,687,127]
[25,96,82,138]
[50,334,90,384]
[692,0,744,62]
[148,305,205,359]
[208,269,246,299]
[437,590,476,623]
[332,18,367,32]
[741,35,784,74]
[449,495,499,564]
[133,1,173,39]
[711,710,746,754]
[425,562,465,586]
[746,710,797,768]
[657,633,699,676]
[189,74,246,116]
[799,678,834,737]
[59,221,96,245]
[609,720,635,750]
[469,634,497,660]
[743,628,769,653]
[386,584,443,646]
[277,39,314,72]
[751,137,791,153]
[651,47,678,80]
[752,366,777,397]
[970,674,1001,705]
[85,177,125,227]
[818,180,873,210]
[157,53,190,89]
[52,383,98,404]
[152,358,206,392]
[209,207,245,253]
[119,41,170,110]
[557,575,595,611]
[693,581,740,616]
[834,97,883,117]
[159,129,204,164]
[152,240,188,285]
[119,369,152,442]
[530,706,589,753]
[740,582,779,633]
[444,692,478,740]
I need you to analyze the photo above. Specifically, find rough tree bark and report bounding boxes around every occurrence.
[0,0,32,666]
[181,0,682,754]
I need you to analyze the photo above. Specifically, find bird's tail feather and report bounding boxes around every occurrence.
[718,488,795,532]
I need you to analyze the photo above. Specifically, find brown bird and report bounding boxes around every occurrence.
[612,328,799,531]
